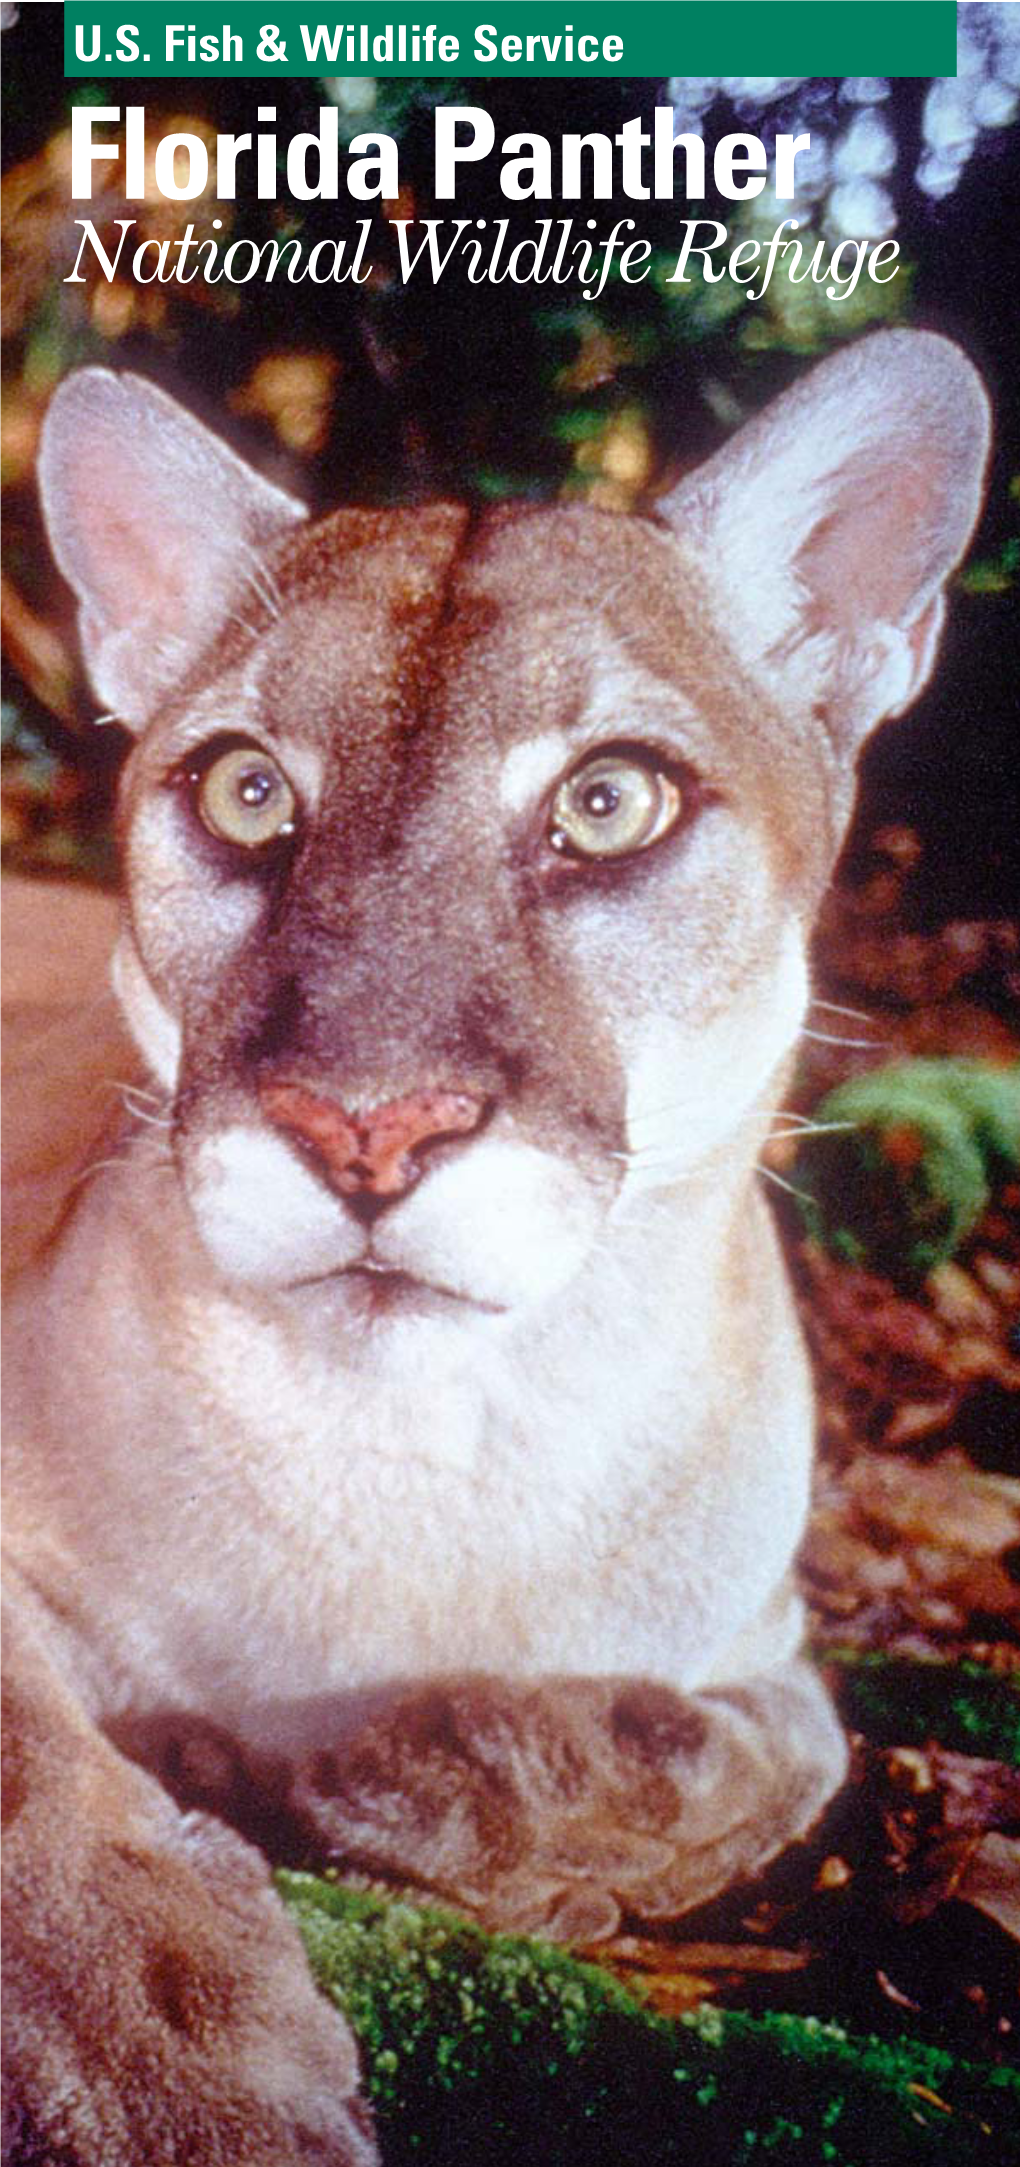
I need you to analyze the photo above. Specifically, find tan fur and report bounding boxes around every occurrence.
[3,334,990,2163]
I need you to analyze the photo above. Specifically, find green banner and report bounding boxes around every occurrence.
[64,4,958,81]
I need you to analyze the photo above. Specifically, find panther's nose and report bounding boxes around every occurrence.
[258,1080,484,1202]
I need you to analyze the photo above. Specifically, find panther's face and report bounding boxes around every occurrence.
[111,504,816,1343]
[38,344,989,1347]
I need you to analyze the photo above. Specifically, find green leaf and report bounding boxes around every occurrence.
[793,1059,1020,1278]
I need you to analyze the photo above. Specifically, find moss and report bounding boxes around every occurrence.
[822,1651,1020,1767]
[793,1059,1020,1278]
[278,1875,1019,2166]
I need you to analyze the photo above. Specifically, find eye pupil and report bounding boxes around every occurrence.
[238,770,274,807]
[582,782,621,818]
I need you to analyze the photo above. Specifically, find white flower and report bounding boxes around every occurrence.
[826,179,897,240]
[839,78,890,106]
[922,79,979,155]
[963,0,1020,88]
[785,133,831,203]
[716,77,806,106]
[666,78,717,110]
[321,77,377,114]
[666,13,1020,229]
[972,78,1018,127]
[832,112,897,182]
[915,150,969,201]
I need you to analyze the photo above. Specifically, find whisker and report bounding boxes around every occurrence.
[70,1154,134,1191]
[70,1140,174,1195]
[629,1074,869,1143]
[241,543,284,622]
[609,1160,701,1208]
[247,568,280,620]
[768,1120,857,1141]
[227,611,261,642]
[800,1027,888,1050]
[810,998,876,1024]
[757,1164,813,1205]
[615,1148,695,1179]
[117,1082,173,1128]
[621,1109,860,1174]
[111,1077,165,1106]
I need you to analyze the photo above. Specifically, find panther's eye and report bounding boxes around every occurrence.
[195,745,297,850]
[548,752,682,861]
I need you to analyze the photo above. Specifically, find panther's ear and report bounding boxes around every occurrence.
[658,331,991,748]
[38,369,306,730]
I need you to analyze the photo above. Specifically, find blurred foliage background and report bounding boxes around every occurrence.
[1,7,1017,903]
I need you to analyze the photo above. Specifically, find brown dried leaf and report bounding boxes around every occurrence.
[954,1833,1020,1941]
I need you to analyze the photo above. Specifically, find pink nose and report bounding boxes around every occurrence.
[259,1081,484,1199]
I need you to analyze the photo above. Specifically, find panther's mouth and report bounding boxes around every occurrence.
[291,1257,509,1319]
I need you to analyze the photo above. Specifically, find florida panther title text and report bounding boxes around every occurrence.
[65,103,902,303]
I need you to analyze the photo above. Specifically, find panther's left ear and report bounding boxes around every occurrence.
[658,331,991,747]
[38,368,306,730]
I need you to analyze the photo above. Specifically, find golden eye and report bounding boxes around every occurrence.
[548,753,682,861]
[196,746,297,850]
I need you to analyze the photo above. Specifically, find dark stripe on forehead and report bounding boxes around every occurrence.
[271,502,471,594]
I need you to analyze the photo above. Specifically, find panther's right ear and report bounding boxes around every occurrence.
[657,331,990,755]
[38,368,306,730]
